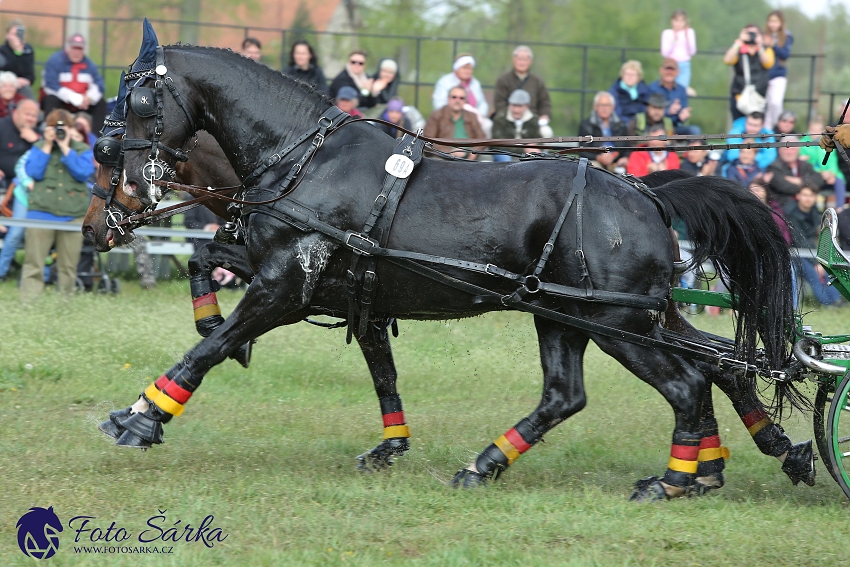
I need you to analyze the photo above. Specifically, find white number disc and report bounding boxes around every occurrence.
[385,155,414,179]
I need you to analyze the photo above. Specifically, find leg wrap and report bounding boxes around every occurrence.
[190,275,224,337]
[741,407,792,457]
[145,365,202,418]
[696,419,730,477]
[476,418,542,480]
[661,430,700,488]
[379,395,410,440]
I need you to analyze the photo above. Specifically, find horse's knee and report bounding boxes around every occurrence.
[187,243,217,275]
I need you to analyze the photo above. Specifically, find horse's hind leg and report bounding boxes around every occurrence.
[452,317,589,487]
[354,320,411,472]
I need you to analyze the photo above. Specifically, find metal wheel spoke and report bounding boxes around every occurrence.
[839,436,850,445]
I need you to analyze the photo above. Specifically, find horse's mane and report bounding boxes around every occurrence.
[165,44,335,105]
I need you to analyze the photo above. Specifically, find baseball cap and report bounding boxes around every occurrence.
[661,58,678,71]
[386,98,404,112]
[508,89,531,105]
[68,33,86,48]
[337,86,359,101]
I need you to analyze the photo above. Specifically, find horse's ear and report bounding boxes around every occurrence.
[130,18,159,74]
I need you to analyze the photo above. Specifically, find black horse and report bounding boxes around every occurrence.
[105,41,805,499]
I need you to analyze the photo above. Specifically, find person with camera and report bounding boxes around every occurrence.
[20,109,93,299]
[723,24,775,121]
[0,20,34,98]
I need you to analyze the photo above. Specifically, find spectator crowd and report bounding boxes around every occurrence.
[0,8,846,307]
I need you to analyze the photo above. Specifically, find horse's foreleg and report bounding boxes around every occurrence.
[188,242,256,368]
[453,317,589,488]
[354,320,410,472]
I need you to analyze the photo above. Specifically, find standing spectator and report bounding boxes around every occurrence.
[423,85,485,160]
[724,111,776,170]
[766,138,824,206]
[763,10,793,130]
[240,37,262,62]
[490,89,541,161]
[680,139,720,177]
[283,40,327,93]
[329,50,374,106]
[774,110,797,136]
[577,91,628,171]
[0,20,35,98]
[21,109,94,299]
[608,60,649,124]
[369,58,400,106]
[723,24,774,121]
[432,53,488,117]
[628,93,674,137]
[376,97,411,139]
[626,123,680,176]
[725,147,763,187]
[800,115,846,207]
[647,59,700,136]
[334,86,363,118]
[0,71,25,119]
[41,34,107,132]
[493,46,552,137]
[0,99,39,282]
[784,185,843,305]
[660,10,697,93]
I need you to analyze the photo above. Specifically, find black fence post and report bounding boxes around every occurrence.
[415,37,421,109]
[101,19,108,74]
[281,29,288,71]
[580,45,588,119]
[808,55,817,120]
[452,39,457,61]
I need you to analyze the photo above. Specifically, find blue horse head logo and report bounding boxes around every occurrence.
[16,506,63,559]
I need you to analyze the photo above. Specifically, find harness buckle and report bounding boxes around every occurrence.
[523,275,541,293]
[344,231,378,256]
[290,162,302,176]
[541,242,554,255]
[317,116,334,129]
[313,132,325,148]
[374,193,388,205]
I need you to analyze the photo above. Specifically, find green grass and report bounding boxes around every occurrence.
[0,279,848,566]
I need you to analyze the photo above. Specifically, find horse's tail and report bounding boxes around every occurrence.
[650,176,800,413]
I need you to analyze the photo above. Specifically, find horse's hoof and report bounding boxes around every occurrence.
[99,419,124,440]
[782,440,817,486]
[230,340,253,368]
[451,469,488,489]
[115,429,152,450]
[355,438,410,473]
[692,472,725,496]
[629,476,669,502]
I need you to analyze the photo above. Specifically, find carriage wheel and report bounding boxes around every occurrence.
[814,381,839,484]
[826,372,850,499]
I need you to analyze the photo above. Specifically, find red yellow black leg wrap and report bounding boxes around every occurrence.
[143,366,201,418]
[474,418,542,479]
[379,395,410,439]
[741,406,791,457]
[661,431,701,487]
[696,419,730,477]
[190,275,225,337]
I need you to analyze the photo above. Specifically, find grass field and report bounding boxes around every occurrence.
[1,279,848,566]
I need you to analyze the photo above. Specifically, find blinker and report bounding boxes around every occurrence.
[94,136,123,167]
[129,87,157,118]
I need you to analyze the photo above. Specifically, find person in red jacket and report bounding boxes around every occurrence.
[626,123,680,176]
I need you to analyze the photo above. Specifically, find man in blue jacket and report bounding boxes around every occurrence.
[40,34,106,132]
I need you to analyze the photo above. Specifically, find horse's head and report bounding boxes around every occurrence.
[122,21,200,207]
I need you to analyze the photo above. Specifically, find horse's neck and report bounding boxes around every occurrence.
[181,53,330,180]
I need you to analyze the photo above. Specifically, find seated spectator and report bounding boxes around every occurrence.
[767,138,824,205]
[724,111,776,170]
[628,92,674,137]
[240,37,262,62]
[376,97,411,139]
[749,175,791,245]
[283,40,327,94]
[774,110,797,137]
[329,50,374,105]
[433,53,488,117]
[627,123,680,176]
[0,71,25,119]
[493,46,552,137]
[647,58,700,136]
[334,86,363,118]
[423,85,485,160]
[577,91,628,171]
[41,34,107,132]
[784,185,843,305]
[725,147,763,187]
[21,108,94,299]
[680,139,719,176]
[369,58,400,106]
[608,60,649,123]
[491,89,541,161]
[800,115,846,207]
[0,20,35,98]
[73,111,97,148]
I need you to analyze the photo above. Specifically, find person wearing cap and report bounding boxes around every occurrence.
[432,53,488,118]
[376,97,411,139]
[577,91,629,172]
[423,85,485,160]
[647,58,700,136]
[0,20,34,97]
[369,58,400,107]
[329,50,375,107]
[491,89,540,162]
[335,86,363,118]
[493,46,552,136]
[41,33,107,132]
[628,92,674,137]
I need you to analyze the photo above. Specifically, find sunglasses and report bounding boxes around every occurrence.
[349,60,365,66]
[450,95,466,100]
[662,66,676,71]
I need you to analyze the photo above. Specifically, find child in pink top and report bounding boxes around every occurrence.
[661,10,697,91]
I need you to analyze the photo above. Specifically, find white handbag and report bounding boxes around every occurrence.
[736,53,766,115]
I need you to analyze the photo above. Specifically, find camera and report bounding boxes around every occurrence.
[744,31,757,45]
[707,150,722,161]
[15,26,24,42]
[55,120,66,141]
